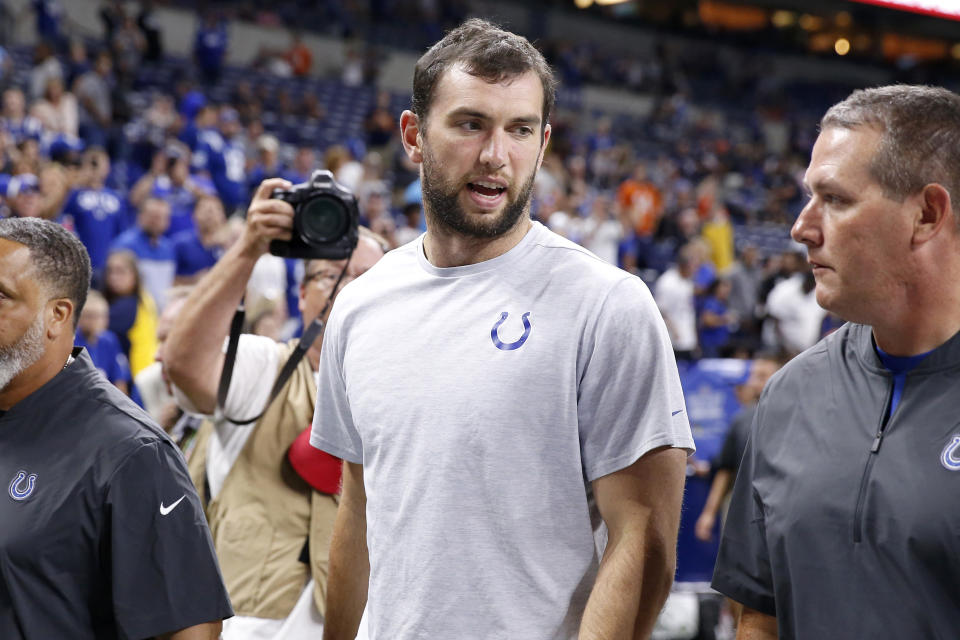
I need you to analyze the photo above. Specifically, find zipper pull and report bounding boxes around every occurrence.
[871,431,884,453]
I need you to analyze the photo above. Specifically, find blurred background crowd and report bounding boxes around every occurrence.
[6,0,953,376]
[3,1,958,636]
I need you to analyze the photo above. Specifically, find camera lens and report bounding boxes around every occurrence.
[298,196,349,243]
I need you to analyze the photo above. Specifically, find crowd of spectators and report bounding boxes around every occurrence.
[0,0,882,402]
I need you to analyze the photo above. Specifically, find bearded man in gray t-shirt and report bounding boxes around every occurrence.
[310,18,694,640]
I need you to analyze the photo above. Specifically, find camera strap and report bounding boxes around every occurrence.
[216,255,352,425]
[216,309,325,425]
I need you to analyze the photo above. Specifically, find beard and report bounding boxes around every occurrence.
[0,312,46,392]
[421,143,538,240]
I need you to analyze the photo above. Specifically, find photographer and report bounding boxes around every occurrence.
[164,177,384,639]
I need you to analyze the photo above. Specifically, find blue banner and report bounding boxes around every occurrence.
[675,358,750,583]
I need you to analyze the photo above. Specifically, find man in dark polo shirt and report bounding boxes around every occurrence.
[0,217,232,639]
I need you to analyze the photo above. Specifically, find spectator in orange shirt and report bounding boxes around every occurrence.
[286,32,312,77]
[616,164,662,237]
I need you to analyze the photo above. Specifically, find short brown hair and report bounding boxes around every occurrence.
[0,218,91,327]
[821,85,960,221]
[412,18,557,133]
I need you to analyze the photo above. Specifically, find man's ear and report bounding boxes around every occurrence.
[400,110,423,165]
[913,183,952,246]
[46,298,75,341]
[536,123,552,172]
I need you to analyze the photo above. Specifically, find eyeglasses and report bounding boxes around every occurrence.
[302,270,356,287]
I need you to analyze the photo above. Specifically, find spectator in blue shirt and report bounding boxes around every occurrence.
[130,142,215,236]
[193,107,246,214]
[111,196,175,310]
[246,134,282,201]
[193,11,228,85]
[2,88,43,144]
[32,0,65,50]
[173,193,228,283]
[699,277,738,358]
[60,147,129,285]
[177,91,211,152]
[282,145,317,185]
[64,39,91,88]
[75,288,132,393]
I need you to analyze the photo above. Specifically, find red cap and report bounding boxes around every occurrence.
[288,425,342,495]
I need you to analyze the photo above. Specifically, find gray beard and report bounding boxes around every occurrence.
[421,144,538,240]
[0,313,46,392]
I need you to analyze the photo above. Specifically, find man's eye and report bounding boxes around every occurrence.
[459,121,481,131]
[514,126,534,137]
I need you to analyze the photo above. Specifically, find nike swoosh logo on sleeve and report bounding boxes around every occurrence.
[160,495,186,516]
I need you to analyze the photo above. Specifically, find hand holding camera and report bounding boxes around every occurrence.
[268,169,359,260]
[241,177,296,259]
[245,170,359,261]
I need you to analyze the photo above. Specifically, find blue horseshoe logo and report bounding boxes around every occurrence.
[940,435,960,471]
[8,470,37,501]
[491,311,532,351]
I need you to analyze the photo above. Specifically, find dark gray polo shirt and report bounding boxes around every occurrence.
[713,323,960,639]
[0,349,232,639]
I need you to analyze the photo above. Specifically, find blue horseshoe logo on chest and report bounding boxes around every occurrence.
[491,311,532,351]
[940,435,960,471]
[8,470,37,501]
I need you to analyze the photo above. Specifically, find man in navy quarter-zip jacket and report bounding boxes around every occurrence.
[712,85,960,640]
[0,217,231,639]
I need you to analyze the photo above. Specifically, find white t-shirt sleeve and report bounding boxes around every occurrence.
[577,277,695,482]
[310,305,363,463]
[169,333,279,421]
[219,333,281,422]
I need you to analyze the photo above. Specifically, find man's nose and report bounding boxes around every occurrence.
[791,201,823,247]
[479,129,507,170]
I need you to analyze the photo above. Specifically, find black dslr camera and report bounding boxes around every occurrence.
[269,170,359,260]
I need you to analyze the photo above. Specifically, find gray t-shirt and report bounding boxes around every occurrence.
[312,221,694,639]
